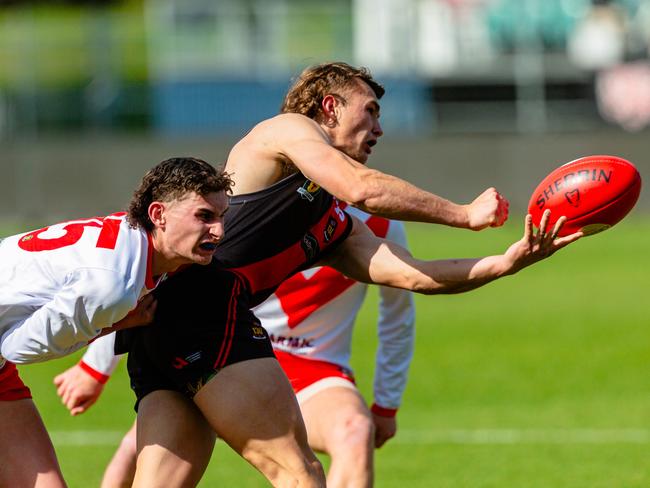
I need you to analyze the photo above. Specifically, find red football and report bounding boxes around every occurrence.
[528,155,642,236]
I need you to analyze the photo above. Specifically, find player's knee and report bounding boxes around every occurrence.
[333,412,375,451]
[348,412,375,440]
[243,444,325,487]
[286,456,326,487]
[120,426,137,455]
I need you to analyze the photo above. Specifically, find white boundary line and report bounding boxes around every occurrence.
[395,428,650,445]
[50,428,650,446]
[51,431,124,446]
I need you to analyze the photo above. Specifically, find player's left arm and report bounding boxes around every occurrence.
[371,221,416,448]
[0,268,136,364]
[53,295,156,414]
[321,211,582,295]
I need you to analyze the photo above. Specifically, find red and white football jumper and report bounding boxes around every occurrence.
[254,206,415,416]
[0,213,159,366]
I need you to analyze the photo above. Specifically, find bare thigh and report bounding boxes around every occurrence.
[0,399,66,488]
[193,358,321,480]
[299,386,372,453]
[133,390,216,488]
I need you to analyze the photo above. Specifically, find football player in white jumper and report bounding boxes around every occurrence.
[257,205,414,488]
[0,156,231,488]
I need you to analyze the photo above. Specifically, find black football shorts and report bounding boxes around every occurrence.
[125,263,275,411]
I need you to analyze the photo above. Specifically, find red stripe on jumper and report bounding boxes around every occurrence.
[228,202,349,295]
[365,215,390,238]
[213,277,241,369]
[275,213,390,328]
[338,201,390,238]
[277,267,356,328]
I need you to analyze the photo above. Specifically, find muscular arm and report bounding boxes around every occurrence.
[227,114,507,230]
[320,211,582,295]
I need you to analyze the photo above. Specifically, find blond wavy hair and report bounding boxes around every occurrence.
[281,62,384,120]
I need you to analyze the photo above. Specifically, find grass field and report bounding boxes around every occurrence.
[14,216,650,487]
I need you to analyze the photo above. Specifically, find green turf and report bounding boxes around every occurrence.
[15,217,650,487]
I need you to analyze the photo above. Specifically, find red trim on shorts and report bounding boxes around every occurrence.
[274,350,355,393]
[370,403,398,418]
[78,360,110,385]
[213,277,241,369]
[0,362,32,401]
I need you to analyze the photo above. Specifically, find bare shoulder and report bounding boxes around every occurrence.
[255,113,326,140]
[226,114,325,191]
[226,113,334,191]
[229,114,321,155]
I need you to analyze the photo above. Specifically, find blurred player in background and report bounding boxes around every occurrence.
[257,206,415,488]
[54,62,581,488]
[0,157,231,488]
[55,207,414,488]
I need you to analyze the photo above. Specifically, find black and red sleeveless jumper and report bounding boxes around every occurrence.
[123,173,354,405]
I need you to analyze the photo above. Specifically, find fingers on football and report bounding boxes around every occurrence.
[554,229,584,248]
[538,209,552,236]
[550,216,567,240]
[523,214,533,242]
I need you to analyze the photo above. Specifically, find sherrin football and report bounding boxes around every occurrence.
[528,155,642,236]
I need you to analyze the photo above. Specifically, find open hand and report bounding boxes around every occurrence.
[504,209,583,274]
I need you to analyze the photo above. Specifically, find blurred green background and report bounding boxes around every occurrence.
[2,0,649,486]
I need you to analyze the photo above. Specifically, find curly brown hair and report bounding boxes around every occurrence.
[127,157,233,231]
[280,62,385,120]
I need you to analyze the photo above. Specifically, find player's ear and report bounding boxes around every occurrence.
[148,202,166,229]
[321,94,339,127]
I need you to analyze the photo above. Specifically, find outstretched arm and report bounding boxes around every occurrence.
[321,210,582,294]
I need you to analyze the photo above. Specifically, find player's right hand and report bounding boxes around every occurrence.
[117,293,157,330]
[466,187,509,230]
[372,413,397,448]
[54,364,104,416]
